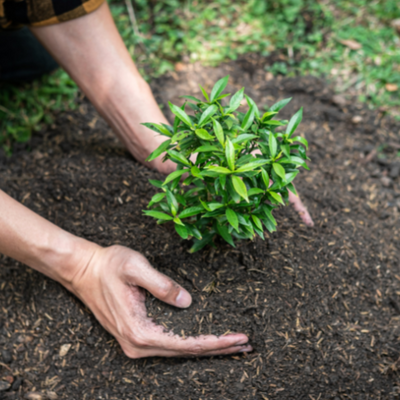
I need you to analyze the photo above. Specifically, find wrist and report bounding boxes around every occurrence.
[33,230,100,293]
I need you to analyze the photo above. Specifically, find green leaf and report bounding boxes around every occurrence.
[208,202,224,211]
[248,188,264,196]
[198,105,218,126]
[281,143,290,158]
[199,199,211,212]
[216,224,235,247]
[175,223,189,239]
[146,139,171,162]
[262,205,277,226]
[245,95,260,119]
[285,170,299,184]
[148,192,166,207]
[167,150,191,166]
[210,75,229,102]
[241,105,255,131]
[226,208,239,232]
[166,190,179,216]
[231,175,249,202]
[261,111,278,121]
[199,85,210,102]
[261,168,270,188]
[205,166,232,174]
[280,156,309,170]
[272,163,286,180]
[183,176,195,186]
[180,95,202,103]
[186,225,202,240]
[264,120,286,126]
[268,191,284,205]
[262,217,277,233]
[190,166,202,178]
[269,97,292,112]
[287,182,297,196]
[149,179,164,188]
[141,122,172,137]
[173,217,185,226]
[225,138,235,171]
[195,128,214,141]
[219,174,227,189]
[168,102,193,127]
[212,118,225,147]
[235,160,269,173]
[170,131,190,144]
[228,87,244,112]
[290,135,308,149]
[215,93,231,101]
[194,145,222,153]
[163,169,187,185]
[286,108,303,137]
[251,215,263,231]
[189,232,214,253]
[269,134,277,159]
[143,210,173,220]
[179,206,205,219]
[231,134,258,144]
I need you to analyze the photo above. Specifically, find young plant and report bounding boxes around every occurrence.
[143,76,309,252]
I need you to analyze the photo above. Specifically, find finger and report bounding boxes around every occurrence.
[200,344,253,357]
[131,344,253,358]
[126,332,251,358]
[288,187,314,227]
[124,252,192,308]
[152,331,250,356]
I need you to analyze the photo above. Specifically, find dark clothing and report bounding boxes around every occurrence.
[1,0,104,28]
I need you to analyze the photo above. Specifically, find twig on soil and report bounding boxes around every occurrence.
[248,268,268,274]
[362,148,377,164]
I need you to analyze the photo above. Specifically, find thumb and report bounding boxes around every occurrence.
[125,251,192,308]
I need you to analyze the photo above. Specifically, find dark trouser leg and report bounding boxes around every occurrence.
[0,27,58,82]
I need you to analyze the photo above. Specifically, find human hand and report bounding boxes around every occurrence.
[288,185,314,227]
[71,245,252,358]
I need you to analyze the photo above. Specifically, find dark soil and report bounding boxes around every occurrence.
[1,57,400,399]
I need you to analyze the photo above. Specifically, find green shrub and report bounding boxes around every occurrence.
[143,76,309,252]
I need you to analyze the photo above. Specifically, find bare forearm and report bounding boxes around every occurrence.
[30,2,169,165]
[0,190,95,291]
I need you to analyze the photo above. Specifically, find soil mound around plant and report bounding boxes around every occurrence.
[0,58,400,399]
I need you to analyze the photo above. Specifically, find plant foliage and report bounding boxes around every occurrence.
[143,76,309,252]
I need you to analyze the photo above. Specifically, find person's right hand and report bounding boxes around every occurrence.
[70,245,252,358]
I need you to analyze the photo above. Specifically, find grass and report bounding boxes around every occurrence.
[1,0,400,153]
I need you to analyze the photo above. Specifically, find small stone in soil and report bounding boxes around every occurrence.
[0,381,11,391]
[380,176,392,187]
[86,336,95,345]
[2,350,12,364]
[390,162,400,178]
[11,377,23,391]
[352,115,363,124]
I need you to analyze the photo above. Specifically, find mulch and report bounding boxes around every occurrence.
[0,55,400,399]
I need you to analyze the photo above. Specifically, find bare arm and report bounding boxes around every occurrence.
[30,2,174,174]
[0,189,91,290]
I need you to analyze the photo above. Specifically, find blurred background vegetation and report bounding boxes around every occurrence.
[1,0,400,154]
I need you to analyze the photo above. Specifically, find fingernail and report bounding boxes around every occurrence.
[235,338,249,345]
[239,345,253,353]
[176,289,192,308]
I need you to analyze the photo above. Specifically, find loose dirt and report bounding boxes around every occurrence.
[1,56,400,399]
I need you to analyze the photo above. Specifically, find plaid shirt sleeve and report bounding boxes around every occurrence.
[0,0,104,29]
